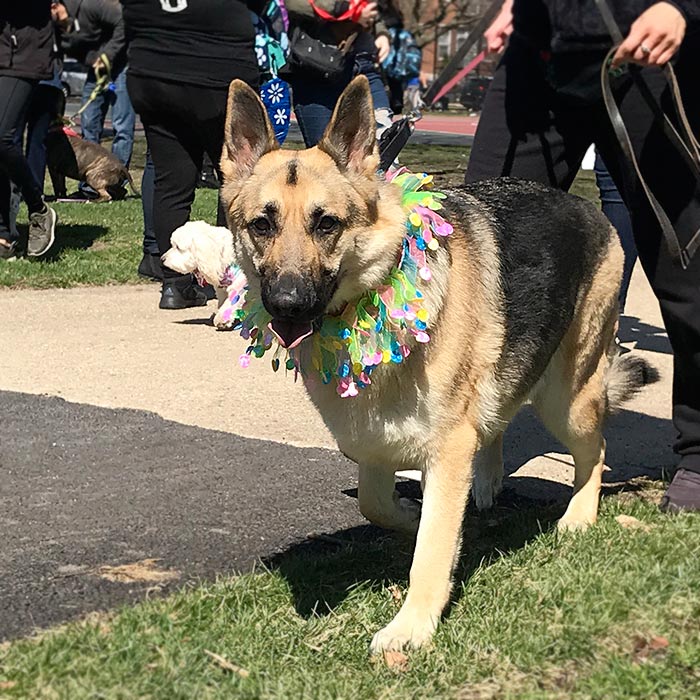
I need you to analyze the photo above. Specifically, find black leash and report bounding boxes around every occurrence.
[378,0,504,171]
[595,0,700,268]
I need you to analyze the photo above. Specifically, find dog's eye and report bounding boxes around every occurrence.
[317,215,339,235]
[250,217,272,235]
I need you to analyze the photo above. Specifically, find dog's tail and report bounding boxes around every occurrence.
[605,352,660,414]
[125,168,141,197]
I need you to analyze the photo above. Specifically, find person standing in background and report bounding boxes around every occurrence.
[59,0,134,187]
[120,0,263,309]
[0,1,58,259]
[285,0,393,147]
[470,0,700,511]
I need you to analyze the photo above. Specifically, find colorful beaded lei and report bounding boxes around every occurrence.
[219,168,454,397]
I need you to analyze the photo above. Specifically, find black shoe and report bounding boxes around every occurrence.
[660,467,700,513]
[138,253,163,281]
[159,277,208,310]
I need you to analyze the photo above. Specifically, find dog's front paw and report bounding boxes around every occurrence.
[557,514,595,532]
[369,610,438,653]
[213,307,234,330]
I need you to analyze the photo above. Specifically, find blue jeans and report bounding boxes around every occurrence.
[81,65,135,166]
[594,154,638,312]
[291,54,392,147]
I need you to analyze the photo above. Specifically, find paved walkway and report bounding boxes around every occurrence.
[0,265,674,639]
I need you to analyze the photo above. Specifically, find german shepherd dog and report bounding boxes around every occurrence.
[219,76,658,652]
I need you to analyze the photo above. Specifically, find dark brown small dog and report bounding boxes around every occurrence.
[46,126,139,202]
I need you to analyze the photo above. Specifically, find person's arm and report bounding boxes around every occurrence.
[86,0,126,70]
[483,0,513,54]
[374,18,390,62]
[612,1,688,68]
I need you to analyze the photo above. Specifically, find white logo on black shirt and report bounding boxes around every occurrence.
[160,0,188,12]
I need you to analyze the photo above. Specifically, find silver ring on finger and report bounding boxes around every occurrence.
[640,44,652,55]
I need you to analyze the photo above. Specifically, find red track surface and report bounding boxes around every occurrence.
[413,114,479,136]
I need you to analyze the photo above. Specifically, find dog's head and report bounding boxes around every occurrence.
[163,221,234,287]
[220,76,405,349]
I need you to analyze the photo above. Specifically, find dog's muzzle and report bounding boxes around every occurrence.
[262,273,327,349]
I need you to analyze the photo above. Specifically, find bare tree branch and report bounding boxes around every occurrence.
[391,0,491,47]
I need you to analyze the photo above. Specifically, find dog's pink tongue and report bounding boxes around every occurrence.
[268,320,313,349]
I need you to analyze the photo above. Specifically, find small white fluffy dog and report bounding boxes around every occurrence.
[162,221,236,328]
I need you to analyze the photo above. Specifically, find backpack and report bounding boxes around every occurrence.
[383,28,421,81]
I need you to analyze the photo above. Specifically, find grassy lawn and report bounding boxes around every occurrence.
[0,140,598,289]
[3,139,677,699]
[1,488,699,699]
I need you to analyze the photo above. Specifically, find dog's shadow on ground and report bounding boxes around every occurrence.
[267,405,674,620]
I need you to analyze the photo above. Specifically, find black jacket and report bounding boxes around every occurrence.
[514,0,700,52]
[120,0,261,89]
[0,1,54,80]
[61,0,126,73]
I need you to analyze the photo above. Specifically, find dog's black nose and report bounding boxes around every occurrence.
[263,273,317,320]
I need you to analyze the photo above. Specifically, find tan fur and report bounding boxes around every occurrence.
[219,77,632,652]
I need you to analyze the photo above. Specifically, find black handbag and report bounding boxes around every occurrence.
[289,26,357,82]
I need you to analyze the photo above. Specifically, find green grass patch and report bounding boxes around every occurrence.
[0,141,598,289]
[2,489,699,699]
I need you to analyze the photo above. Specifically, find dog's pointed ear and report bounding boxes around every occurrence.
[222,79,279,183]
[317,75,378,176]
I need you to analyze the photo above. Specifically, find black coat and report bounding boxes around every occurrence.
[514,0,700,52]
[120,0,261,89]
[61,0,127,73]
[0,0,54,80]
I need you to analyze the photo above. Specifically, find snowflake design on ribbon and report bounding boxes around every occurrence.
[273,109,288,125]
[267,82,284,104]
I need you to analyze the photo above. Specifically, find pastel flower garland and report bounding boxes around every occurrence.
[221,169,454,397]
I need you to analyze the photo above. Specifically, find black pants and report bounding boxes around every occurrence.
[466,38,700,471]
[127,74,229,280]
[0,76,45,240]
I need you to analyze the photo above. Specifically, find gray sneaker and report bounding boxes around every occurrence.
[27,205,57,257]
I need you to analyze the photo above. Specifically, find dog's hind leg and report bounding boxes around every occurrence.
[471,432,504,510]
[93,188,112,203]
[357,463,421,534]
[534,375,606,531]
[369,421,478,653]
[532,335,611,531]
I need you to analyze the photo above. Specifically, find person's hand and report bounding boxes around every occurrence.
[612,2,686,68]
[419,70,429,88]
[51,2,70,29]
[51,2,68,22]
[484,0,513,54]
[375,34,390,62]
[357,1,378,29]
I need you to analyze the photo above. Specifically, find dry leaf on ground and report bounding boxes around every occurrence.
[382,650,409,671]
[204,650,250,677]
[0,681,17,690]
[388,584,403,603]
[632,635,669,663]
[615,514,653,532]
[95,558,180,583]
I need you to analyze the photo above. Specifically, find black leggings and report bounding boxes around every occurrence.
[127,74,229,280]
[466,38,700,470]
[0,76,45,239]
